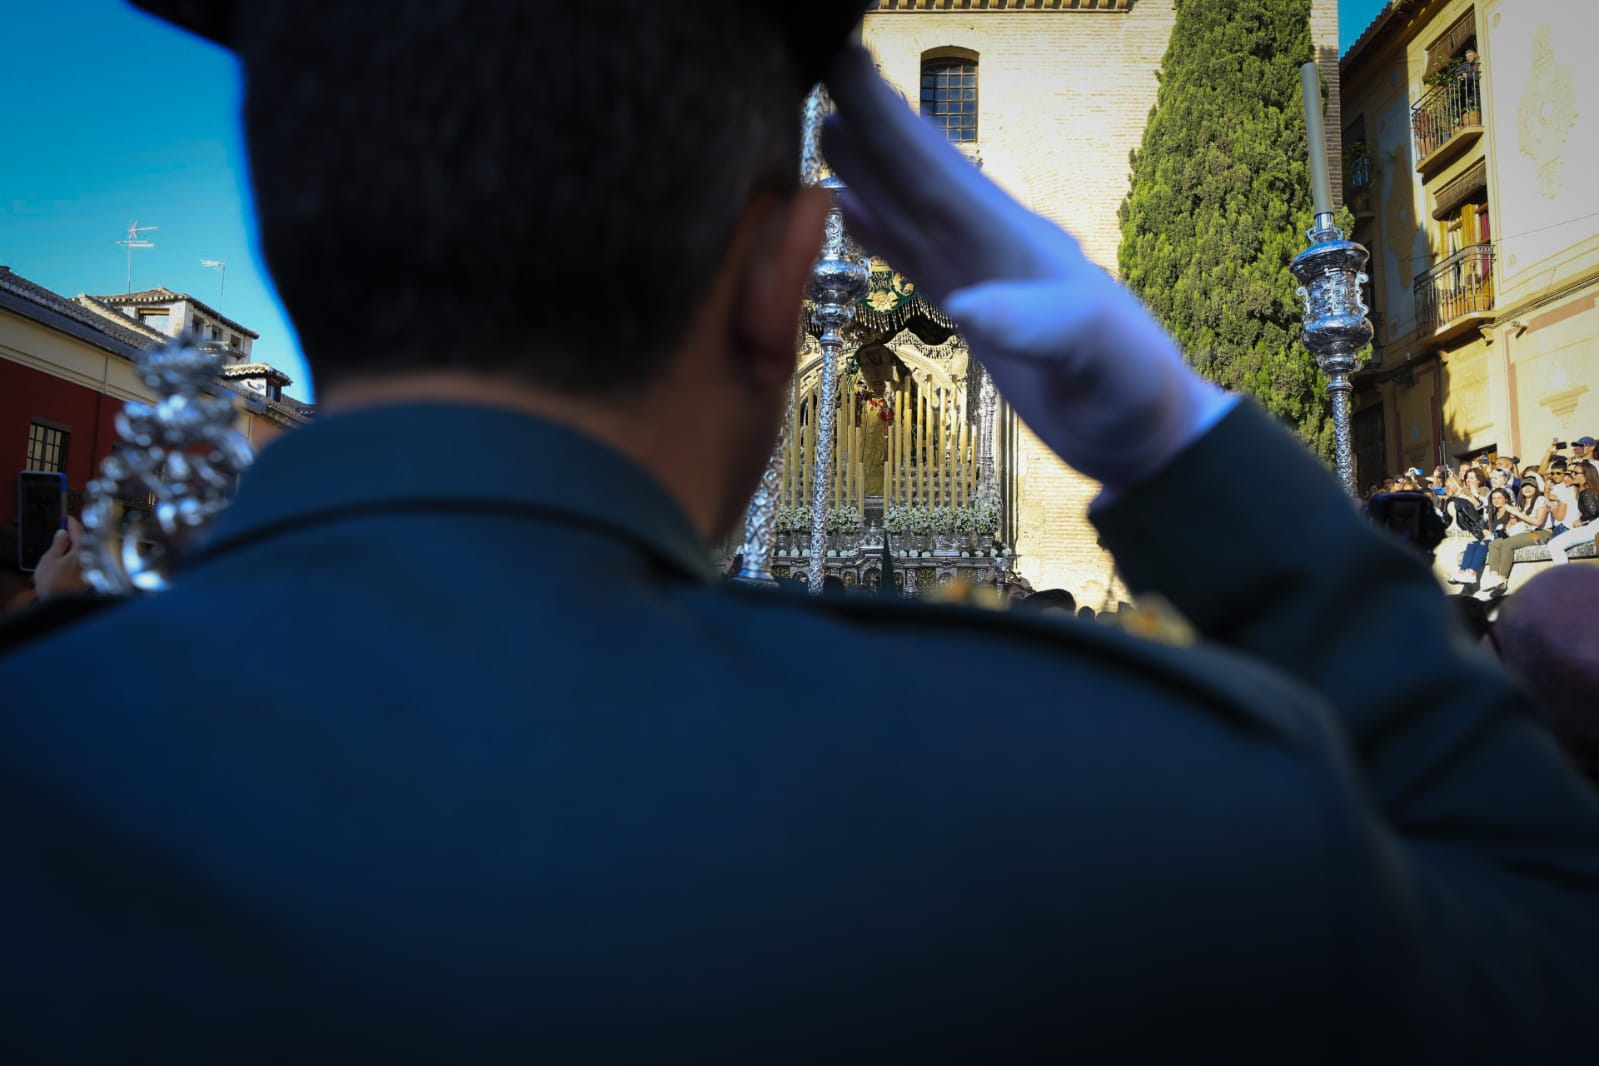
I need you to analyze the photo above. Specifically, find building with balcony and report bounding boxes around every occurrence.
[1341,0,1598,486]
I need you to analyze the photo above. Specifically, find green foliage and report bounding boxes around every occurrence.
[1118,0,1348,460]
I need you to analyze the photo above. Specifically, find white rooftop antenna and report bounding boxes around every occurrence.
[201,259,226,301]
[115,220,157,294]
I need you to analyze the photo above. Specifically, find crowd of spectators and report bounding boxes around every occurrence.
[1363,435,1599,597]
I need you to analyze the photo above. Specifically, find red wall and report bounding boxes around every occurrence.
[1,359,123,528]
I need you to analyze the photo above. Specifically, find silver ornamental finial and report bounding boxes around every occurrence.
[80,332,254,594]
[735,83,872,589]
[802,85,872,595]
[1290,212,1374,496]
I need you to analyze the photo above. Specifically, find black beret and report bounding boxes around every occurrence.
[129,1,869,88]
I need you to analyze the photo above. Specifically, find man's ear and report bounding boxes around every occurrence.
[732,186,833,387]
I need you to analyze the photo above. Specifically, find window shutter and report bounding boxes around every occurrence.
[1425,10,1477,77]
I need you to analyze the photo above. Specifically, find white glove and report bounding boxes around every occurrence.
[822,46,1234,493]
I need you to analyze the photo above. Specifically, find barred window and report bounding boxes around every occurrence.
[921,58,977,143]
[25,421,68,473]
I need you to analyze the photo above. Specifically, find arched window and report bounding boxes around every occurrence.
[920,57,977,143]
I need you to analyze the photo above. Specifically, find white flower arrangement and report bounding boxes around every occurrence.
[825,507,864,535]
[776,505,812,533]
[953,503,1000,536]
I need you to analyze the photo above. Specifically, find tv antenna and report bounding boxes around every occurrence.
[115,220,157,293]
[200,259,226,301]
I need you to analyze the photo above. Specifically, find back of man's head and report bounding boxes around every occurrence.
[1496,567,1599,784]
[233,1,805,394]
[1018,588,1077,615]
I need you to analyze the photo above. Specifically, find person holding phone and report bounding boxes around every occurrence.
[12,472,92,604]
[15,471,66,575]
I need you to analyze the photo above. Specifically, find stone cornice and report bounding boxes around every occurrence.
[871,0,1131,12]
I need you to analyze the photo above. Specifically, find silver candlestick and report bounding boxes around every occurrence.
[80,332,255,593]
[733,84,852,588]
[806,176,871,594]
[794,86,871,594]
[1290,212,1372,497]
[1292,61,1371,497]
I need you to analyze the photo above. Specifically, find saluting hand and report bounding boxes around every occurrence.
[823,46,1232,492]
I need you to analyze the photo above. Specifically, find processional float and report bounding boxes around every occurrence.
[736,87,1013,595]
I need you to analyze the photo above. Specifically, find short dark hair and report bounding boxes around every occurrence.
[1019,588,1077,613]
[237,1,801,394]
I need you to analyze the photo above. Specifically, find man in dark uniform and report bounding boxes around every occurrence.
[2,2,1596,1062]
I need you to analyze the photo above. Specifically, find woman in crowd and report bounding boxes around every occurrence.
[1542,461,1599,566]
[1454,486,1515,588]
[1461,466,1490,507]
[1480,481,1555,592]
[1444,468,1490,580]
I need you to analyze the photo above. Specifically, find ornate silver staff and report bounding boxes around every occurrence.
[80,332,255,593]
[802,88,871,594]
[1291,61,1372,497]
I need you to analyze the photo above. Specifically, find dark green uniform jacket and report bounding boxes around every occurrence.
[2,400,1596,1063]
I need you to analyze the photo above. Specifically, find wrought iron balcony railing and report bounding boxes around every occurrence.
[1414,242,1494,335]
[1411,64,1482,164]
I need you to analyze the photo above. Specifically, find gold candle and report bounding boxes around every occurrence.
[837,412,850,505]
[902,386,911,505]
[958,391,968,503]
[896,387,906,504]
[855,429,863,508]
[803,399,811,503]
[788,397,799,505]
[920,389,928,507]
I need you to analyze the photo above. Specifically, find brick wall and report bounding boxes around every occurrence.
[862,0,1339,602]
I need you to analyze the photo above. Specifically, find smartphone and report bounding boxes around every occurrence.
[17,471,67,573]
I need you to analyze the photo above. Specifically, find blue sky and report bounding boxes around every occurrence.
[1340,0,1391,54]
[0,1,310,396]
[2,1,1392,405]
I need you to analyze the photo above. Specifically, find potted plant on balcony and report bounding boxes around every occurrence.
[1424,55,1465,90]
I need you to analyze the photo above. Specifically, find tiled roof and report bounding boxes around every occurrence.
[73,294,171,343]
[0,266,157,351]
[219,362,294,386]
[95,286,261,340]
[1341,0,1418,70]
[4,267,305,413]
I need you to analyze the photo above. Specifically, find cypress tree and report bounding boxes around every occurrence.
[1118,0,1347,459]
